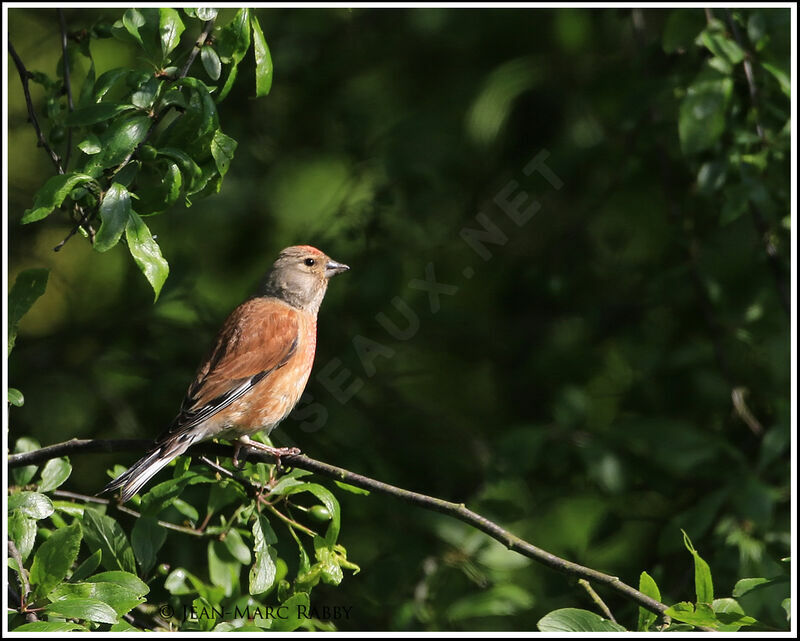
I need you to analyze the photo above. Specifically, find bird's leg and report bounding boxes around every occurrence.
[233,434,301,470]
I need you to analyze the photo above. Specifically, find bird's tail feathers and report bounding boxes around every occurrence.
[99,431,201,502]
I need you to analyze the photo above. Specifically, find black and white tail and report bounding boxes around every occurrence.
[99,431,202,502]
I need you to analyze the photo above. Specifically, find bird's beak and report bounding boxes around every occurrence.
[325,260,350,278]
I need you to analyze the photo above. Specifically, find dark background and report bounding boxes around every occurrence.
[8,7,791,631]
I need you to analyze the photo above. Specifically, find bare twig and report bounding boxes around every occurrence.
[579,578,617,622]
[731,387,764,435]
[8,40,64,173]
[7,540,32,615]
[9,438,670,618]
[58,9,75,170]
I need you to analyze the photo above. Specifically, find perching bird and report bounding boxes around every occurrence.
[101,245,349,502]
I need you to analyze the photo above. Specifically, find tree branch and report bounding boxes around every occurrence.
[8,437,669,619]
[8,40,64,174]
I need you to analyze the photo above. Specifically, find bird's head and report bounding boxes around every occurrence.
[260,245,349,313]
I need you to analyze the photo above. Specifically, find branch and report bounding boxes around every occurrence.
[8,438,669,618]
[58,9,74,170]
[179,18,216,79]
[8,40,64,174]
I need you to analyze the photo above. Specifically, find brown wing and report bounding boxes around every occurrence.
[157,297,300,441]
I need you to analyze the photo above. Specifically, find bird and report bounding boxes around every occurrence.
[100,245,349,502]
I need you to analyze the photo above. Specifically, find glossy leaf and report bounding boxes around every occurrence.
[94,183,132,252]
[38,457,72,492]
[249,514,278,594]
[44,598,118,625]
[30,521,82,599]
[64,102,135,126]
[201,45,222,81]
[82,508,137,573]
[211,129,236,177]
[85,114,152,171]
[8,512,37,563]
[251,15,273,96]
[13,622,87,632]
[22,173,96,223]
[70,549,103,583]
[682,529,714,603]
[159,8,185,59]
[126,211,170,300]
[637,571,661,631]
[11,437,40,486]
[7,491,54,520]
[131,515,167,574]
[538,608,627,632]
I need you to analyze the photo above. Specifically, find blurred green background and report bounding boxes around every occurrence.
[7,7,791,631]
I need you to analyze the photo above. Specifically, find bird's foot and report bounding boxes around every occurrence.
[232,435,301,470]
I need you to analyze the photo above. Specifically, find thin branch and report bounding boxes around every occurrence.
[179,18,216,79]
[9,438,669,618]
[723,9,764,141]
[58,9,75,170]
[8,40,64,174]
[8,540,32,614]
[52,489,207,538]
[579,578,617,623]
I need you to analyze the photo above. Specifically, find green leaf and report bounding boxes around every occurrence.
[92,68,130,101]
[131,515,167,575]
[90,570,150,597]
[281,482,341,545]
[94,183,132,252]
[711,598,758,631]
[733,575,789,597]
[131,76,162,110]
[637,571,661,631]
[208,539,240,597]
[64,102,135,126]
[201,46,222,81]
[86,114,152,171]
[13,622,87,632]
[30,520,82,599]
[22,173,96,223]
[126,211,170,300]
[12,437,40,485]
[156,147,204,193]
[249,515,278,594]
[159,8,185,59]
[665,602,719,628]
[679,67,733,155]
[538,608,627,632]
[269,592,311,632]
[7,491,54,520]
[8,268,49,354]
[762,62,790,97]
[211,129,237,177]
[78,134,102,155]
[8,388,25,406]
[700,26,745,67]
[70,549,103,583]
[43,598,119,624]
[82,508,137,573]
[216,8,251,64]
[8,511,37,563]
[122,8,146,46]
[196,8,218,21]
[333,480,370,495]
[682,529,714,603]
[50,580,146,617]
[251,15,273,96]
[223,528,252,565]
[38,457,72,492]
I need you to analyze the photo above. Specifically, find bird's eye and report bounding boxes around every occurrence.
[304,258,316,266]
